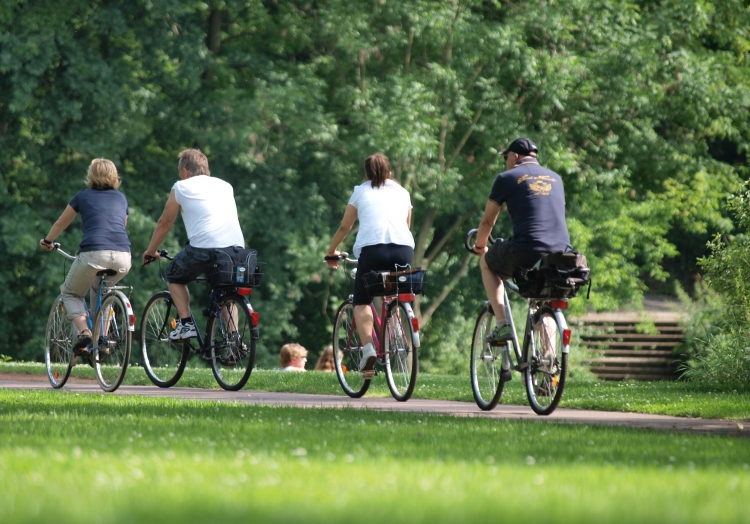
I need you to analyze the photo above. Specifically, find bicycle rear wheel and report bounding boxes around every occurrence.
[140,291,189,388]
[45,296,73,388]
[523,306,568,415]
[92,293,132,392]
[207,293,257,391]
[470,305,506,410]
[332,299,371,398]
[383,302,418,401]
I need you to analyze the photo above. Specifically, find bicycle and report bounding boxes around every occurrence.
[465,229,572,415]
[44,244,135,392]
[140,249,258,391]
[328,253,421,401]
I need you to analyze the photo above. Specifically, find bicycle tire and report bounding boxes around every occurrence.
[383,301,418,401]
[332,299,371,398]
[470,305,506,410]
[207,293,257,391]
[45,295,73,389]
[522,306,568,415]
[140,291,189,388]
[92,293,132,392]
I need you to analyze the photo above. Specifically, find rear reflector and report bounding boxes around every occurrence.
[237,288,252,296]
[251,311,259,326]
[562,329,571,345]
[398,293,415,302]
[550,300,568,309]
[411,317,419,333]
[129,315,136,327]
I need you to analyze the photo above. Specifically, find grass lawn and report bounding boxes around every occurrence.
[2,361,749,420]
[1,389,749,524]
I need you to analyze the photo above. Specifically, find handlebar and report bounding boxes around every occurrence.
[324,252,358,264]
[464,229,498,253]
[49,243,76,261]
[143,249,172,267]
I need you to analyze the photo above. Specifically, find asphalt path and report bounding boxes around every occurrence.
[2,377,747,437]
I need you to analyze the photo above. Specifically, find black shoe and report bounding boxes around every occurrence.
[72,331,92,354]
[501,369,513,383]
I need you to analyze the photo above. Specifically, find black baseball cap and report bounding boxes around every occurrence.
[501,137,538,156]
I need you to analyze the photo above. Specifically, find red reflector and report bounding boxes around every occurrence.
[237,287,252,296]
[398,293,415,302]
[411,317,419,333]
[550,300,568,309]
[129,315,136,327]
[562,329,571,345]
[251,312,259,326]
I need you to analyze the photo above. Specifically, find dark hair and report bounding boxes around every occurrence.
[364,153,391,188]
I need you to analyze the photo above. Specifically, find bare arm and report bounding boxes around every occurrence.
[40,205,77,251]
[325,204,358,269]
[407,208,412,229]
[142,190,180,264]
[473,200,502,255]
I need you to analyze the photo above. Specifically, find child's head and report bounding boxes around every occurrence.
[314,345,341,372]
[279,343,308,369]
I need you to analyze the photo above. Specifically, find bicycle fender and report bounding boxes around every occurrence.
[402,302,420,348]
[112,290,136,332]
[554,309,569,354]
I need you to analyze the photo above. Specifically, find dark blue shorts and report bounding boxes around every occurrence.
[165,244,213,284]
[353,244,414,306]
[484,240,544,281]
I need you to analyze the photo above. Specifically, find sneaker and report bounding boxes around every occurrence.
[486,323,513,344]
[170,320,197,341]
[359,342,377,378]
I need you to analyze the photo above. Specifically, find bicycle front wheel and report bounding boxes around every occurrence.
[383,302,418,401]
[523,307,568,415]
[470,305,506,410]
[45,296,74,388]
[332,299,371,398]
[207,293,257,391]
[140,291,189,388]
[92,293,132,392]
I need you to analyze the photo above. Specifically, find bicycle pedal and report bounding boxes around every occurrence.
[360,370,376,380]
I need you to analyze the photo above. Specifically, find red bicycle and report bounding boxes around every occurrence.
[329,253,421,401]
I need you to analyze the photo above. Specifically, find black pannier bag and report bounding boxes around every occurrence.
[362,267,427,297]
[206,247,263,288]
[513,251,590,299]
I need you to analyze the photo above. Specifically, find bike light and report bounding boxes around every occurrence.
[398,293,415,302]
[562,329,571,345]
[550,300,568,309]
[411,317,419,332]
[237,287,252,296]
[251,311,259,326]
[129,314,136,327]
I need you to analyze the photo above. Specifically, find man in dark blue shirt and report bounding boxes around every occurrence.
[472,137,572,343]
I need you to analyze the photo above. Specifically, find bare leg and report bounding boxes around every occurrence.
[479,255,507,324]
[353,305,374,347]
[168,283,191,319]
[72,316,89,334]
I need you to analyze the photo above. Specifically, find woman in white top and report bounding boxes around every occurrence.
[325,153,415,375]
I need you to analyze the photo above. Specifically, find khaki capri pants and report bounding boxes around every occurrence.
[60,250,132,321]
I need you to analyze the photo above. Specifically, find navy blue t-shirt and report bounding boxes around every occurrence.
[489,158,571,252]
[69,189,131,252]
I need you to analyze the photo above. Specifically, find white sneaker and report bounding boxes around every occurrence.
[359,343,376,377]
[170,320,197,341]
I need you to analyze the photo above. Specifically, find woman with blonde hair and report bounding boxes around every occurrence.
[325,153,415,376]
[279,343,308,372]
[40,159,132,358]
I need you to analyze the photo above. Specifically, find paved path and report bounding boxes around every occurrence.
[2,378,746,437]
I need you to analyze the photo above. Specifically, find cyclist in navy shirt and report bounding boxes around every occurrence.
[40,159,132,359]
[471,138,571,344]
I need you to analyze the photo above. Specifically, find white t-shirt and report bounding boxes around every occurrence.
[348,179,414,258]
[172,175,245,249]
[280,366,306,372]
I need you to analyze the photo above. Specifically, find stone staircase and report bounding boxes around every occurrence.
[573,312,685,381]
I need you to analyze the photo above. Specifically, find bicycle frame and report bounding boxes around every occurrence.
[344,294,420,360]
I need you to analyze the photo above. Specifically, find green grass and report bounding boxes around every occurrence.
[3,361,750,420]
[1,389,749,524]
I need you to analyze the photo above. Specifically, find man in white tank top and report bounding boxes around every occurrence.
[143,149,244,340]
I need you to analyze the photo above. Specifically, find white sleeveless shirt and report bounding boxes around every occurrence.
[348,179,414,258]
[172,175,245,249]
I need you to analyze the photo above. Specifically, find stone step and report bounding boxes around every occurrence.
[591,371,677,381]
[586,349,674,357]
[582,333,684,341]
[582,340,681,349]
[584,357,678,367]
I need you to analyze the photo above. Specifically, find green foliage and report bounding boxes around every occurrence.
[2,0,750,375]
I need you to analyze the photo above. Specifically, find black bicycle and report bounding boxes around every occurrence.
[466,230,572,415]
[140,249,258,391]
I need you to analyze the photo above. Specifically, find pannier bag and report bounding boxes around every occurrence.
[206,246,263,288]
[362,267,427,297]
[514,251,590,299]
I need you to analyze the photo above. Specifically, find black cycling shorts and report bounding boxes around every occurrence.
[353,243,414,306]
[484,240,544,280]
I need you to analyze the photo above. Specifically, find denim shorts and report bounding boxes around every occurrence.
[165,244,213,284]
